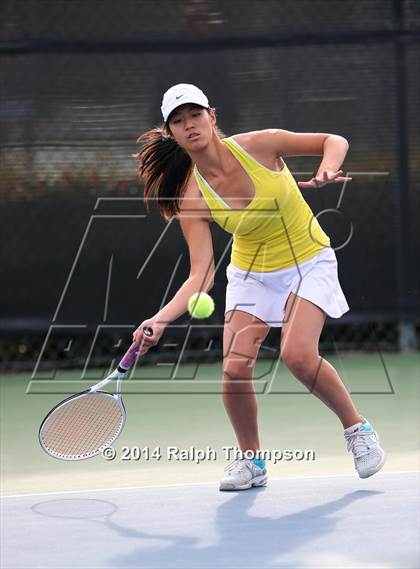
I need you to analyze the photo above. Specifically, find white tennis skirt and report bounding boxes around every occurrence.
[225,247,349,327]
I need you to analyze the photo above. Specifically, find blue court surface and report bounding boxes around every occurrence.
[2,471,419,568]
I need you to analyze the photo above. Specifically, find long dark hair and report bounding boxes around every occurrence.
[133,107,223,222]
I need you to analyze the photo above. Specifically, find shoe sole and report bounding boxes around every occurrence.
[358,451,386,479]
[219,475,268,491]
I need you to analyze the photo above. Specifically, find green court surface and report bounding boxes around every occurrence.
[1,352,419,496]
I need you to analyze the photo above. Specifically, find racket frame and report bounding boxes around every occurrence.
[38,369,127,461]
[38,329,153,461]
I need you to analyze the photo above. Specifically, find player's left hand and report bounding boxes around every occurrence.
[298,169,352,189]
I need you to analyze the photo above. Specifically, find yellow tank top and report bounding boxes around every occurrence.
[193,137,330,272]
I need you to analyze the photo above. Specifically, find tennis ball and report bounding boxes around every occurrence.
[188,292,215,319]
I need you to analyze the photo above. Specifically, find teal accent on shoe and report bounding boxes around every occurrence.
[360,422,373,432]
[252,458,266,470]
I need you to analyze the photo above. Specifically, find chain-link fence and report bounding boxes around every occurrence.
[1,0,419,369]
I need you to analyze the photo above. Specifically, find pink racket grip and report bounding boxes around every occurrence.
[118,327,153,371]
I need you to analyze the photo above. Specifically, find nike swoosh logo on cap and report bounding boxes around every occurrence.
[175,94,184,99]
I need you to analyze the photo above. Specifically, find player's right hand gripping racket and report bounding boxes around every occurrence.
[39,327,153,461]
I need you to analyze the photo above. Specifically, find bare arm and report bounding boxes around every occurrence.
[258,128,348,159]
[314,135,349,173]
[133,179,215,353]
[155,213,215,324]
[241,129,352,188]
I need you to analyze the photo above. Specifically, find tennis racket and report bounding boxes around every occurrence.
[39,327,153,461]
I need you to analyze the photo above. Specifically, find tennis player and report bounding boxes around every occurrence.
[133,84,386,491]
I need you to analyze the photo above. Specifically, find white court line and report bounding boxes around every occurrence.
[2,470,418,500]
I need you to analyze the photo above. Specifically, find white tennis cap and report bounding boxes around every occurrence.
[161,83,209,122]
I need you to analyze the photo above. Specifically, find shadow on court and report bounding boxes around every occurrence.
[4,472,419,568]
[26,487,411,567]
[91,489,371,567]
[108,489,383,568]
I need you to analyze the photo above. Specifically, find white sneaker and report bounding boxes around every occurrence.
[219,459,268,491]
[344,419,386,478]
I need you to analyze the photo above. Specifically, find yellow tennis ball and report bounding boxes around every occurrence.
[188,292,215,319]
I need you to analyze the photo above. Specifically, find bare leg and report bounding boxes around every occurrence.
[281,293,363,429]
[222,310,270,453]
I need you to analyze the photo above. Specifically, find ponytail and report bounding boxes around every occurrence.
[133,125,191,222]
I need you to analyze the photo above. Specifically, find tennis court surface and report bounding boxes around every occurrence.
[2,471,419,568]
[1,353,419,568]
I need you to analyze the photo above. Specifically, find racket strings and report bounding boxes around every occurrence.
[40,394,123,459]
